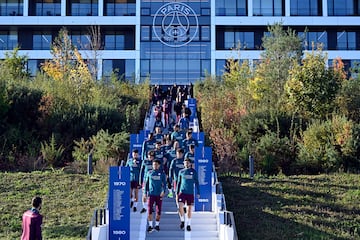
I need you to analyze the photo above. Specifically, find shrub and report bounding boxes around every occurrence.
[297,116,358,173]
[254,132,293,175]
[40,133,65,168]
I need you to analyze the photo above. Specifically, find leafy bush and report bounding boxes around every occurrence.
[297,116,358,173]
[254,132,293,175]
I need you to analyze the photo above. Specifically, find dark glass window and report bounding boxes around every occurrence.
[33,31,52,50]
[0,0,23,16]
[27,59,45,77]
[328,0,359,16]
[67,0,98,16]
[104,33,124,50]
[337,31,356,50]
[70,30,91,49]
[0,30,18,50]
[290,0,322,16]
[298,31,328,50]
[215,0,247,16]
[29,0,61,16]
[104,0,136,16]
[103,59,135,81]
[219,30,255,50]
[216,59,226,76]
[253,0,284,16]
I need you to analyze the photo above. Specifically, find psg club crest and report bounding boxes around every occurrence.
[153,2,199,48]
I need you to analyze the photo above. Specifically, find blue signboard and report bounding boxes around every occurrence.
[108,166,130,240]
[130,134,143,157]
[187,98,197,122]
[139,130,150,141]
[192,132,205,147]
[194,146,212,211]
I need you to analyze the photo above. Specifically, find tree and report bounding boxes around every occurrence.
[336,62,360,122]
[285,52,346,120]
[251,23,302,110]
[0,48,29,81]
[41,27,95,109]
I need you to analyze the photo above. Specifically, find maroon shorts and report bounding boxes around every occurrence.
[148,195,163,215]
[178,193,194,205]
[131,181,139,189]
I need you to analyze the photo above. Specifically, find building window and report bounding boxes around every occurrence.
[328,0,359,16]
[70,30,92,50]
[29,0,61,16]
[0,0,23,16]
[104,0,136,16]
[219,30,255,50]
[290,0,322,16]
[67,0,98,16]
[299,31,328,50]
[27,59,45,77]
[103,59,135,81]
[33,31,52,50]
[253,0,284,16]
[0,31,18,50]
[215,0,247,16]
[337,31,356,50]
[104,32,125,50]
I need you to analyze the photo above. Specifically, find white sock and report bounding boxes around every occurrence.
[143,201,147,208]
[155,221,160,226]
[180,215,185,222]
[148,220,153,227]
[187,218,191,225]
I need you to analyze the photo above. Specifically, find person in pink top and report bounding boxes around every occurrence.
[21,196,43,240]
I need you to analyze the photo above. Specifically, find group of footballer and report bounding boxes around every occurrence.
[126,123,200,233]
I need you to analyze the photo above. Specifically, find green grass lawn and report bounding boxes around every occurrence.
[0,171,107,240]
[220,174,360,240]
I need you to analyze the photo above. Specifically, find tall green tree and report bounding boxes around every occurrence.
[251,23,303,114]
[336,62,360,122]
[285,52,346,120]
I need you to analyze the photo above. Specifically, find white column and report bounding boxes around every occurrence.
[135,0,141,83]
[248,0,253,16]
[210,0,216,77]
[285,0,290,16]
[99,0,103,16]
[23,0,28,16]
[322,0,328,16]
[61,0,66,16]
[97,59,103,80]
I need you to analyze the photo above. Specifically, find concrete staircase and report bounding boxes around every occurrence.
[128,191,219,240]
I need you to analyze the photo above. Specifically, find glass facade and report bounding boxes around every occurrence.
[0,0,23,16]
[215,0,247,16]
[140,0,211,84]
[0,30,18,50]
[328,0,360,16]
[216,27,264,50]
[67,0,98,16]
[103,59,135,81]
[253,0,284,16]
[298,31,328,50]
[104,0,136,16]
[290,0,322,16]
[29,0,61,16]
[1,0,360,81]
[33,31,52,50]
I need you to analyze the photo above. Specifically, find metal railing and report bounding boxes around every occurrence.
[86,208,107,240]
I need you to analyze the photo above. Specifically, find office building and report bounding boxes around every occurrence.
[0,0,359,84]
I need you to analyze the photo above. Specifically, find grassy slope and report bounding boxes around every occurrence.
[0,171,107,240]
[221,174,360,240]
